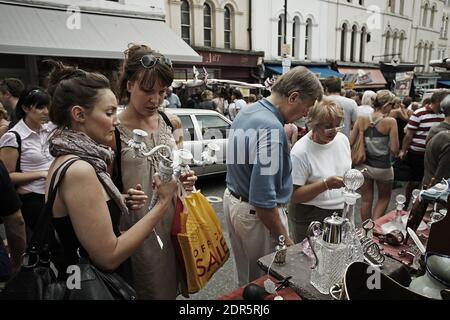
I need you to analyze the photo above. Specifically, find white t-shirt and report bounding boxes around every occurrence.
[357,105,374,120]
[290,131,351,210]
[327,95,358,138]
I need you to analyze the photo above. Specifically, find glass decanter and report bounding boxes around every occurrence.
[342,169,365,265]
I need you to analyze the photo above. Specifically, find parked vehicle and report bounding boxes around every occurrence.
[165,108,231,177]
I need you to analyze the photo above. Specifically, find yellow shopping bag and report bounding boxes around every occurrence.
[173,191,230,293]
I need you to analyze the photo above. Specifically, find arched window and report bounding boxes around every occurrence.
[417,42,423,64]
[441,15,447,38]
[428,43,433,71]
[389,0,396,13]
[292,17,300,58]
[181,0,191,44]
[304,18,312,60]
[399,0,405,15]
[423,43,429,68]
[350,25,357,62]
[399,33,406,61]
[340,23,348,61]
[203,3,213,47]
[430,4,436,28]
[277,14,285,56]
[444,16,449,39]
[360,27,367,62]
[392,32,398,57]
[384,30,391,61]
[423,3,429,27]
[224,6,232,49]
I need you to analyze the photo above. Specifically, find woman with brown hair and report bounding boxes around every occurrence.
[42,61,177,284]
[113,44,196,299]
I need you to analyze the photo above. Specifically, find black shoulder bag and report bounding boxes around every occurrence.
[0,157,137,300]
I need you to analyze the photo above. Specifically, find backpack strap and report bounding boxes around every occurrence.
[9,131,21,172]
[158,110,174,132]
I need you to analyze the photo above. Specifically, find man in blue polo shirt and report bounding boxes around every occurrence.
[224,67,323,286]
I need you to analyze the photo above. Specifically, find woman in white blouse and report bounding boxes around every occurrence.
[0,87,54,239]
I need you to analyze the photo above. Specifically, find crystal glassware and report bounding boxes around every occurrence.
[342,169,365,226]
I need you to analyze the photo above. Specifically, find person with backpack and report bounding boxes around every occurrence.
[0,87,53,239]
[349,90,399,222]
[112,44,197,299]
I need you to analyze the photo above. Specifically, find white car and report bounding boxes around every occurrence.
[165,108,231,177]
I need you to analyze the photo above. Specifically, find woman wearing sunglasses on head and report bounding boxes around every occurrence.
[42,60,177,286]
[0,87,53,240]
[113,44,197,299]
[288,98,351,243]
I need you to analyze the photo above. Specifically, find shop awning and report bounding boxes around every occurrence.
[266,65,343,79]
[438,80,450,87]
[337,68,387,89]
[306,67,343,79]
[0,2,201,62]
[266,65,283,74]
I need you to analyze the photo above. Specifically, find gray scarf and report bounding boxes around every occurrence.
[49,128,128,216]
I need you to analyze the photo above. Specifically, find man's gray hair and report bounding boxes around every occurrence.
[271,66,323,103]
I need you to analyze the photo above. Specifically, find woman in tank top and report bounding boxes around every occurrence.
[350,90,399,222]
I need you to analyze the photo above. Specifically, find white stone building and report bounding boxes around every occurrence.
[162,0,449,90]
[164,0,264,82]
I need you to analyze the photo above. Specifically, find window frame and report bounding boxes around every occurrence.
[181,0,191,45]
[224,5,232,49]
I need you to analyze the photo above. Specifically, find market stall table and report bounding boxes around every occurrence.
[258,235,411,299]
[217,275,301,300]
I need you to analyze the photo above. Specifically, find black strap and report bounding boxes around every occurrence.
[112,128,123,193]
[28,157,80,253]
[158,110,174,132]
[9,131,21,172]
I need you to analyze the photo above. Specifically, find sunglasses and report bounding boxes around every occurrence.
[140,54,172,69]
[323,125,345,134]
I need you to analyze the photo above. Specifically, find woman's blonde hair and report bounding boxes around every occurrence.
[307,98,344,130]
[373,90,394,110]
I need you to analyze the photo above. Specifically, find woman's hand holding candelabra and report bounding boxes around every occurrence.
[127,128,218,209]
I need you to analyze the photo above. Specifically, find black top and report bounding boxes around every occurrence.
[0,160,21,217]
[52,199,131,282]
[397,118,408,148]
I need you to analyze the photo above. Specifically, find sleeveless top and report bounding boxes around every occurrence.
[364,117,391,169]
[52,172,131,281]
[115,115,184,299]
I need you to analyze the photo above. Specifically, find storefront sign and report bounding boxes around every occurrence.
[198,50,260,67]
[394,71,414,97]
